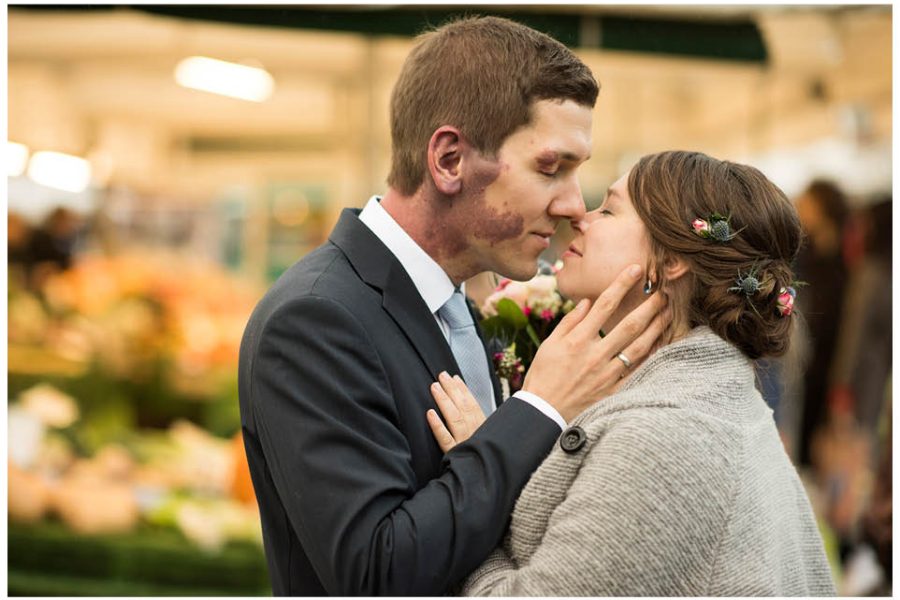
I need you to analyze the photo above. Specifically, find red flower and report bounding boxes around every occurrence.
[776,287,796,316]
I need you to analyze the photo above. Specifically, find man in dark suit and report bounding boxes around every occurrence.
[239,16,665,595]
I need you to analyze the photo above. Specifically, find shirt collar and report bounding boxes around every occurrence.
[358,196,458,313]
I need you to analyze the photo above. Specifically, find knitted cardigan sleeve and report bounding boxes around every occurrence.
[462,407,741,596]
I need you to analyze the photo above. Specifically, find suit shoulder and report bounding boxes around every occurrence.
[239,244,373,368]
[252,244,373,317]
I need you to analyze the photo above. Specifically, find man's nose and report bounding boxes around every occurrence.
[548,177,585,222]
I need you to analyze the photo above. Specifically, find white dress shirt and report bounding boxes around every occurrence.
[359,196,566,430]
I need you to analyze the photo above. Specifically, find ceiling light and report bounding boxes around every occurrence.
[174,56,274,102]
[27,151,92,193]
[7,141,29,177]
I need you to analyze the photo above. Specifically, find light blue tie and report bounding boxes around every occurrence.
[438,290,496,415]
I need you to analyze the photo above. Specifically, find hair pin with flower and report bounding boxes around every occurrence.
[776,286,797,317]
[691,213,739,243]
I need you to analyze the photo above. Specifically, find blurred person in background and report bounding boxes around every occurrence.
[843,198,891,445]
[8,211,35,288]
[793,179,850,467]
[828,197,891,456]
[28,206,84,288]
[818,196,892,592]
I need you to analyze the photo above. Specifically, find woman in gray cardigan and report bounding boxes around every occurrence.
[429,151,836,596]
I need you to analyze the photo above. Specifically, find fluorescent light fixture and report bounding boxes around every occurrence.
[27,151,92,193]
[174,56,274,102]
[7,141,29,177]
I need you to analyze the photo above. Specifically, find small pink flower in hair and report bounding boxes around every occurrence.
[776,287,796,316]
[691,218,711,237]
[692,213,738,242]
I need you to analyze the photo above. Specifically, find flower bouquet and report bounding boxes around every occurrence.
[478,261,576,396]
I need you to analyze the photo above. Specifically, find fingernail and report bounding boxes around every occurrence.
[578,298,588,310]
[439,371,449,380]
[628,264,641,278]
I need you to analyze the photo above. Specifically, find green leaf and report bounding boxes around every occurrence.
[495,298,528,329]
[480,315,516,341]
[524,323,542,348]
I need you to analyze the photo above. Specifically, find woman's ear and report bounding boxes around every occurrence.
[426,126,464,195]
[662,255,690,282]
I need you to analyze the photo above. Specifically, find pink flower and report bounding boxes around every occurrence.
[502,282,530,309]
[523,306,532,317]
[528,275,557,297]
[481,280,528,315]
[776,287,795,316]
[691,218,710,236]
[540,309,554,321]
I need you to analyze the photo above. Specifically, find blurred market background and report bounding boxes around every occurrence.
[6,4,892,596]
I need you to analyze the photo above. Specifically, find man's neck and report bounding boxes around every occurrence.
[380,187,477,287]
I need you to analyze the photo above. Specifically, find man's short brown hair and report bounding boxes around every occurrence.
[387,16,599,195]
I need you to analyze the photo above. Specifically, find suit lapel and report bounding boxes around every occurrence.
[381,264,463,383]
[329,209,460,383]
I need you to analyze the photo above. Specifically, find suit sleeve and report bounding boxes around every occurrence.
[461,410,738,596]
[249,295,560,595]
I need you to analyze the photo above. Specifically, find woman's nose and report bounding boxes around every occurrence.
[571,216,588,235]
[572,208,601,233]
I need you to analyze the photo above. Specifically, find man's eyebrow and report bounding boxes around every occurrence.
[538,150,591,164]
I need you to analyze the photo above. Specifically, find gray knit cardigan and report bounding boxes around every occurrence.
[463,327,836,596]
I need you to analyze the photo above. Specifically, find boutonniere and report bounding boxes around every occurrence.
[479,261,575,394]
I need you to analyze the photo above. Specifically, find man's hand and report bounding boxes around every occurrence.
[426,371,487,452]
[522,264,669,423]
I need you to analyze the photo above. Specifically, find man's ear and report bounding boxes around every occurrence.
[426,126,464,195]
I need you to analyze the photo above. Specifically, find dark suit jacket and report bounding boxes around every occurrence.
[238,208,561,595]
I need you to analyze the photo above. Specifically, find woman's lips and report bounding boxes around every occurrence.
[563,243,583,258]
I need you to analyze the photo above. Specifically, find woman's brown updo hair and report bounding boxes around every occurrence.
[628,151,802,360]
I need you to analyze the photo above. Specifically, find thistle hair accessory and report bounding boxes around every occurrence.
[729,264,762,297]
[692,213,737,242]
[776,286,797,317]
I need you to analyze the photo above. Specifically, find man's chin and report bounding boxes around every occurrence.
[494,260,540,282]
